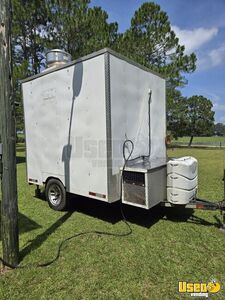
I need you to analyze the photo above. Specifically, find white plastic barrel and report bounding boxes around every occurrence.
[167,156,198,205]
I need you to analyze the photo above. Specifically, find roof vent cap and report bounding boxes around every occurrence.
[46,49,72,68]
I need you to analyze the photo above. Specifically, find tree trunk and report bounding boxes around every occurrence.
[0,0,19,267]
[188,136,194,147]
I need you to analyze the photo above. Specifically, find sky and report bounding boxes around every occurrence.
[91,0,225,124]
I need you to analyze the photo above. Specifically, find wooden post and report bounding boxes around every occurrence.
[0,0,19,267]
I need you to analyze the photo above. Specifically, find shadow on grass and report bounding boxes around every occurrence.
[0,209,41,240]
[32,191,221,229]
[64,194,220,229]
[19,212,42,234]
[66,194,162,228]
[18,195,220,263]
[20,211,73,261]
[161,206,222,228]
[16,156,26,164]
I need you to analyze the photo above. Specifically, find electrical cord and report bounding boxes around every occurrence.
[0,204,132,270]
[0,140,134,270]
[0,91,153,270]
[0,140,134,269]
[125,90,152,163]
[122,139,134,168]
[120,139,135,196]
[0,137,140,270]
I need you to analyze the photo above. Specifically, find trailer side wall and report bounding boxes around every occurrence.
[23,55,109,200]
[108,53,166,201]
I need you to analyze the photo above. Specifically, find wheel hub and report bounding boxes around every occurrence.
[48,184,62,206]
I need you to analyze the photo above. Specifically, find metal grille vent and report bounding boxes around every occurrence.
[123,171,145,186]
[123,171,146,206]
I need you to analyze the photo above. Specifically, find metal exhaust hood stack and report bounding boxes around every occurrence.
[46,49,72,69]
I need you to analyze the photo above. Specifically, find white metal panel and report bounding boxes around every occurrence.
[122,166,167,209]
[147,167,167,208]
[22,81,44,184]
[122,157,167,173]
[109,54,166,200]
[66,56,108,198]
[23,55,108,200]
[110,54,166,170]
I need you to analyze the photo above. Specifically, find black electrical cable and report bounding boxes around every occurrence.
[0,144,142,270]
[0,141,134,270]
[0,135,140,270]
[0,205,132,270]
[122,140,134,166]
[120,139,134,200]
[125,90,152,163]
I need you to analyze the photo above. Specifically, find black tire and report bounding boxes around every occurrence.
[45,178,67,211]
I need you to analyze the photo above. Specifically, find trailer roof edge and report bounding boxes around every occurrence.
[106,48,165,79]
[20,48,165,84]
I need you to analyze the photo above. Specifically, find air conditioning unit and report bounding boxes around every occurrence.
[122,160,167,209]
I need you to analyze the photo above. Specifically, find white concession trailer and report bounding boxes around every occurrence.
[22,48,197,211]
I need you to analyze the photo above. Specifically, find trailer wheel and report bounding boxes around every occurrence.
[45,179,67,211]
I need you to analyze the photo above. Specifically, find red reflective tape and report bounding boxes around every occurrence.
[89,192,106,199]
[89,192,96,197]
[196,204,204,209]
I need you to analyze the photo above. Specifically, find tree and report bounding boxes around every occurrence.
[214,123,225,136]
[12,0,50,132]
[11,1,198,136]
[115,2,196,88]
[47,0,118,59]
[186,95,215,146]
[13,61,29,133]
[12,0,119,132]
[12,0,49,75]
[167,89,188,139]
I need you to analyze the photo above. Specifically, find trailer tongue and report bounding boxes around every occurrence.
[165,157,225,231]
[161,198,225,231]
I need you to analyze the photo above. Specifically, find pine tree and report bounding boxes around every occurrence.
[115,2,196,87]
[47,0,118,58]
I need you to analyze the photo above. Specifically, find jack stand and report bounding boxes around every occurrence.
[35,185,41,198]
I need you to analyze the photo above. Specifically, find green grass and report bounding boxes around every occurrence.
[1,146,225,299]
[173,136,225,146]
